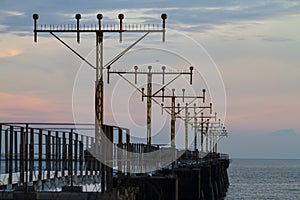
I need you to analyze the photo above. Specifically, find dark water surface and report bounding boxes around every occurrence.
[225,159,300,199]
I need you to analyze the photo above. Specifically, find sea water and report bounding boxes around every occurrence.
[225,159,300,199]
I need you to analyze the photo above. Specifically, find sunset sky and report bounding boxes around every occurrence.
[1,0,300,158]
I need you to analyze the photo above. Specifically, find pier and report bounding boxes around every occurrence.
[0,122,229,199]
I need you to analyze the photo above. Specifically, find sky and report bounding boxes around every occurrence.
[1,0,300,159]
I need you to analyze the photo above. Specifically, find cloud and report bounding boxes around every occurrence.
[0,92,71,122]
[0,10,24,17]
[270,129,298,136]
[0,49,22,58]
[258,35,293,42]
[1,0,300,36]
[226,109,282,121]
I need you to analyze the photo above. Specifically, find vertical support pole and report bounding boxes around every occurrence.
[126,129,130,177]
[101,126,106,193]
[20,127,24,186]
[52,136,55,174]
[147,66,152,145]
[14,130,18,173]
[79,136,84,177]
[118,14,124,42]
[194,111,197,152]
[118,128,123,187]
[85,136,89,176]
[215,135,218,153]
[90,137,95,174]
[58,136,61,171]
[184,104,188,150]
[161,13,167,42]
[201,114,204,152]
[62,132,66,176]
[209,130,212,153]
[214,129,217,153]
[106,126,113,193]
[8,126,13,185]
[171,96,176,148]
[5,129,8,174]
[95,31,104,142]
[97,136,101,174]
[38,129,42,181]
[25,124,29,192]
[205,123,209,153]
[55,131,59,177]
[75,14,81,43]
[171,96,176,168]
[0,125,2,174]
[68,130,73,186]
[46,131,51,180]
[74,133,78,175]
[29,128,34,182]
[33,14,38,42]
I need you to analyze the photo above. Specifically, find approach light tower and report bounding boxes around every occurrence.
[144,88,206,148]
[33,13,167,140]
[108,65,193,145]
[176,102,213,150]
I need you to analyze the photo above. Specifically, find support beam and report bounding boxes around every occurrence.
[38,129,42,181]
[14,131,18,173]
[62,132,67,176]
[5,129,8,174]
[19,127,24,184]
[8,126,13,185]
[147,68,152,145]
[29,128,34,182]
[46,131,51,180]
[68,130,73,186]
[0,125,2,174]
[184,105,188,150]
[171,96,176,148]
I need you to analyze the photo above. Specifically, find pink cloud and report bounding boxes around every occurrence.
[0,49,22,58]
[0,92,72,122]
[226,109,279,121]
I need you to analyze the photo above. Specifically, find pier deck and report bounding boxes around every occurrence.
[0,123,229,199]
